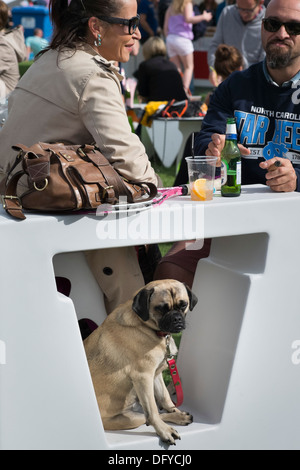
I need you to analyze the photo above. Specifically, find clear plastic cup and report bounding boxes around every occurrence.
[185,156,218,201]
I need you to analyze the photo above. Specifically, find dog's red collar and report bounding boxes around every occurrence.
[156,331,170,337]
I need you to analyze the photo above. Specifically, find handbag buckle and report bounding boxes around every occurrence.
[33,178,49,191]
[59,152,74,162]
[77,147,87,158]
[1,195,22,209]
[102,185,114,200]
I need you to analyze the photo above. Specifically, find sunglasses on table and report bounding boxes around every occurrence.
[262,18,300,36]
[96,14,140,35]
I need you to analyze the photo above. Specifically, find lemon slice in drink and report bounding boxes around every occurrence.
[191,178,207,201]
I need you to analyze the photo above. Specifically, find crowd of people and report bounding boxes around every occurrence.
[0,1,270,105]
[0,0,299,312]
[134,0,272,99]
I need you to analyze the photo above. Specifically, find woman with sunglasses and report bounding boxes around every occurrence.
[0,0,160,314]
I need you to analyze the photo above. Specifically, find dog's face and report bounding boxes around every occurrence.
[132,280,198,334]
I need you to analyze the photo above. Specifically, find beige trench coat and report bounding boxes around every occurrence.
[0,44,157,183]
[0,26,27,97]
[0,44,159,313]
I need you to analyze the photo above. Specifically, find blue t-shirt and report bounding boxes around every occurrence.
[25,36,48,57]
[138,0,158,42]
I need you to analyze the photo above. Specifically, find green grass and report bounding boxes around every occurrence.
[19,60,34,77]
[151,159,177,188]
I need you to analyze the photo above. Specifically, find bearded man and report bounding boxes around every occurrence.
[197,0,300,193]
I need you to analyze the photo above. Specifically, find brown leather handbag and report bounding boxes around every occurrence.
[1,142,157,220]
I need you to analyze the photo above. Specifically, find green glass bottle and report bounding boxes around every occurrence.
[221,117,241,197]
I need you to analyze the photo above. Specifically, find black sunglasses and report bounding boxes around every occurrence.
[97,14,140,35]
[263,17,300,36]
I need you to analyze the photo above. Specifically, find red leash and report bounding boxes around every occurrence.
[165,334,184,407]
[167,357,184,407]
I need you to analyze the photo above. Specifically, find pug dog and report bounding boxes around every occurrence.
[84,279,198,445]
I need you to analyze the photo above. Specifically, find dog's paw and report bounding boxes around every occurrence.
[159,425,181,446]
[177,410,193,426]
[163,408,193,426]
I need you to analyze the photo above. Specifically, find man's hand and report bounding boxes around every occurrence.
[259,158,297,192]
[204,135,297,192]
[205,133,250,163]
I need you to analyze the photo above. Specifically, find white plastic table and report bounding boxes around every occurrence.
[1,185,300,450]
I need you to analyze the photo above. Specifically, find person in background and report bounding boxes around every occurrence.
[138,0,159,44]
[0,0,27,98]
[214,42,244,79]
[192,0,217,41]
[119,38,140,101]
[155,0,300,288]
[204,43,244,104]
[134,35,188,102]
[26,28,49,59]
[215,0,236,24]
[6,8,14,29]
[0,0,160,314]
[158,0,172,28]
[207,0,265,86]
[163,0,213,92]
[196,0,217,22]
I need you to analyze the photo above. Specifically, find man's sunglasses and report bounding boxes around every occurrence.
[97,14,140,35]
[262,17,300,36]
[235,5,258,14]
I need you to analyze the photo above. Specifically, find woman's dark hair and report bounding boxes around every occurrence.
[47,0,124,51]
[214,44,244,80]
[0,0,8,31]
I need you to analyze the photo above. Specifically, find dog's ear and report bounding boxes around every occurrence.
[132,287,154,321]
[184,284,198,311]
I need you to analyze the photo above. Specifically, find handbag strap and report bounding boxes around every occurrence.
[78,145,134,202]
[1,170,26,220]
[81,145,157,203]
